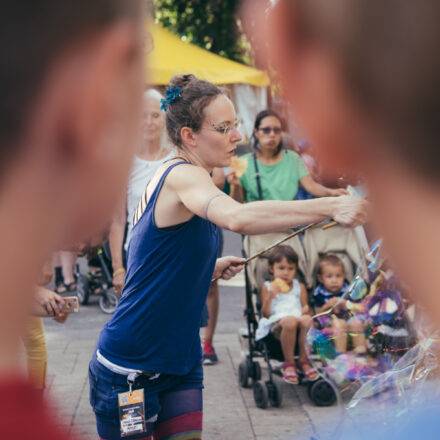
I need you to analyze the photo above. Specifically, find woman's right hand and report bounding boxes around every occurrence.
[226,170,240,187]
[331,195,369,227]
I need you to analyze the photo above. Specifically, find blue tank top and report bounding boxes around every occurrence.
[98,162,219,375]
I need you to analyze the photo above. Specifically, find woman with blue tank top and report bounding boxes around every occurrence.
[89,74,367,440]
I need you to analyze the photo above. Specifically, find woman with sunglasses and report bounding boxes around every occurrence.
[90,74,367,439]
[228,109,347,203]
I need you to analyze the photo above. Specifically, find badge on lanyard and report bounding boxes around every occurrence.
[118,388,146,437]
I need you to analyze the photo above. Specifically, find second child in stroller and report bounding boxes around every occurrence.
[256,245,318,384]
[313,254,367,355]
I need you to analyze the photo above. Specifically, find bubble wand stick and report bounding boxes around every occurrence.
[213,220,338,282]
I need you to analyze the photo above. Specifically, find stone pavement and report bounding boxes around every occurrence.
[43,231,344,439]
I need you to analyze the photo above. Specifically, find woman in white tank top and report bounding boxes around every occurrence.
[109,89,173,294]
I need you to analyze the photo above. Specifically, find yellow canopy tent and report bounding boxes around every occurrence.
[147,22,270,87]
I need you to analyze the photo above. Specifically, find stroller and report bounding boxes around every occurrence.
[75,241,120,314]
[238,223,366,409]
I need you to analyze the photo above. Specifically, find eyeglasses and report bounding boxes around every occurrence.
[259,127,282,135]
[203,119,242,135]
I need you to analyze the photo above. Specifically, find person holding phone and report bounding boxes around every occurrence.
[0,0,145,437]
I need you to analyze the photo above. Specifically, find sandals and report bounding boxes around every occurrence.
[281,362,299,385]
[55,280,67,294]
[297,360,319,381]
[64,281,77,292]
[55,281,76,294]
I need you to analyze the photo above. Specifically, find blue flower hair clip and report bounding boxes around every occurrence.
[160,87,181,111]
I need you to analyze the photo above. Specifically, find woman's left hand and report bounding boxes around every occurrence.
[329,188,349,196]
[214,256,245,281]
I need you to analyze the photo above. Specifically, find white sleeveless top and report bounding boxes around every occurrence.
[125,151,174,249]
[256,279,302,341]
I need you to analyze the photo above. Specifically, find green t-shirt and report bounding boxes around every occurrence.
[239,150,309,202]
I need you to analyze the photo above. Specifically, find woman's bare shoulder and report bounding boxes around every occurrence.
[165,163,212,189]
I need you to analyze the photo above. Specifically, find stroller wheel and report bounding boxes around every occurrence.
[267,380,283,408]
[308,378,337,407]
[238,361,250,388]
[76,275,90,305]
[253,380,269,409]
[99,289,119,314]
[252,361,261,381]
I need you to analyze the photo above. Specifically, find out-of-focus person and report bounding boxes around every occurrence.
[202,167,226,365]
[109,89,173,295]
[0,0,144,437]
[243,0,440,437]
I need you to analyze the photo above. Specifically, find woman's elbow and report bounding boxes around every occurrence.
[225,217,248,234]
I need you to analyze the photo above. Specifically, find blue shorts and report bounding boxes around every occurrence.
[88,351,204,428]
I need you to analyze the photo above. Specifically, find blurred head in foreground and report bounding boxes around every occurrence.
[244,0,440,321]
[0,0,144,373]
[0,0,144,247]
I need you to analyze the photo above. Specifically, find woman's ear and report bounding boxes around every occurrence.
[180,127,196,148]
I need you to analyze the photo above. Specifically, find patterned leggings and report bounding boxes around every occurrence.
[97,388,202,440]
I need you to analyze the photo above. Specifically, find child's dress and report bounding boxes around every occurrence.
[256,279,302,341]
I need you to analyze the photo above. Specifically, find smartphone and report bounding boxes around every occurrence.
[63,296,80,313]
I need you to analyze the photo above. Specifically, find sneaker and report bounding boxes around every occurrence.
[202,342,218,365]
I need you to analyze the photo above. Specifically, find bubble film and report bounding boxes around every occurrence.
[307,240,420,400]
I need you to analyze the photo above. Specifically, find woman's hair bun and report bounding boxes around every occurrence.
[170,74,195,91]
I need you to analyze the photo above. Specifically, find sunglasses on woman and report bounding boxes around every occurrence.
[259,127,282,135]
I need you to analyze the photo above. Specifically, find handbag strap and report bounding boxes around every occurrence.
[253,150,287,201]
[252,152,264,201]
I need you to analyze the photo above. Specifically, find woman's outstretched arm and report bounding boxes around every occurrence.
[169,165,368,235]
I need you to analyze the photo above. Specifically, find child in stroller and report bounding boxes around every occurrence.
[256,245,319,384]
[313,254,367,355]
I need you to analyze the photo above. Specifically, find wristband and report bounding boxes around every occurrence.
[113,268,126,277]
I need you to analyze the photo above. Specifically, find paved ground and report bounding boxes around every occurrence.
[43,230,344,439]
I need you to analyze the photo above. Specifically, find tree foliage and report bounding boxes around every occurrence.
[154,0,247,63]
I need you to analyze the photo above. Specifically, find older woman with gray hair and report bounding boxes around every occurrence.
[109,89,174,294]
